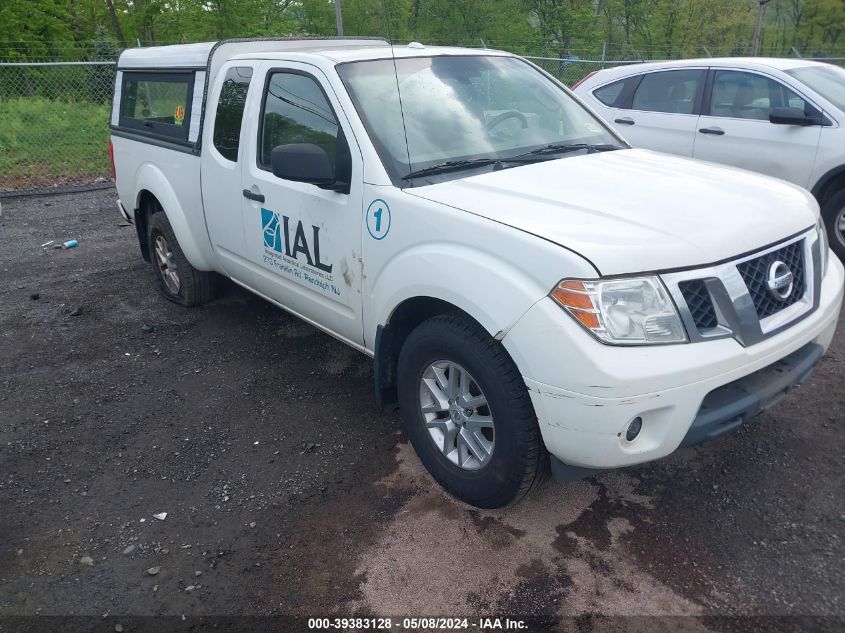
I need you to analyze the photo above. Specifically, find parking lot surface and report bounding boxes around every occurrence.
[0,190,843,629]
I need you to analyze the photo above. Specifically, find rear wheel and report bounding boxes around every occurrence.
[397,314,547,508]
[821,189,845,261]
[148,210,216,307]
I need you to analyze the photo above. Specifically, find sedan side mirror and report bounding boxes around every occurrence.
[769,107,818,126]
[271,143,335,186]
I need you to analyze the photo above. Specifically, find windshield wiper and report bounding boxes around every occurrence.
[505,143,623,162]
[401,144,623,180]
[402,158,499,180]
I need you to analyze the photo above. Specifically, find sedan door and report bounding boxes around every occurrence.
[693,69,822,187]
[604,68,706,156]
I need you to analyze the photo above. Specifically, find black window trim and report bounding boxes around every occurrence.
[616,74,643,109]
[211,65,254,163]
[116,69,197,145]
[256,66,350,176]
[700,67,830,125]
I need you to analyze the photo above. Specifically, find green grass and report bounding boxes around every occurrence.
[0,97,111,190]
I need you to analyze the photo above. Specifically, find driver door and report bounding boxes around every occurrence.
[237,62,365,346]
[693,69,821,187]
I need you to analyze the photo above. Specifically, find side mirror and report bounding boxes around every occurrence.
[769,107,817,126]
[270,143,335,186]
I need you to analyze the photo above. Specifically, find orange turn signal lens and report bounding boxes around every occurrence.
[550,280,602,331]
[569,309,601,330]
[551,280,593,311]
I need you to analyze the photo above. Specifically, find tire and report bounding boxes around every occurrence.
[397,313,547,508]
[147,210,216,307]
[821,188,845,262]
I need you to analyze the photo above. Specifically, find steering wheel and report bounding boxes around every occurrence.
[486,110,528,138]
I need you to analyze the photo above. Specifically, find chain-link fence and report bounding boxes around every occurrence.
[0,61,115,193]
[525,56,638,86]
[1,53,844,194]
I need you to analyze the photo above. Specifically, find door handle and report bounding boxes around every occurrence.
[242,189,265,203]
[699,127,725,136]
[614,117,635,125]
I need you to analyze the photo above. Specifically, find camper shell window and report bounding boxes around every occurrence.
[119,71,196,142]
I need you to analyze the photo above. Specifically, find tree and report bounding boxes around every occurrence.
[523,0,597,56]
[104,0,127,47]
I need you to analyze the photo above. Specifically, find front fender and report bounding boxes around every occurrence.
[134,163,216,271]
[366,241,593,346]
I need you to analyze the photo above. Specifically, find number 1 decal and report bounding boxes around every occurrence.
[366,199,391,240]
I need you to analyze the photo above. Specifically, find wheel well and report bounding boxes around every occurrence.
[135,190,160,263]
[373,297,484,411]
[813,167,845,210]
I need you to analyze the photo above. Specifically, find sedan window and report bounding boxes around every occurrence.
[709,70,808,120]
[593,79,627,107]
[631,70,703,114]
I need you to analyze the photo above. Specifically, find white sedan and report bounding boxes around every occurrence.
[573,57,845,260]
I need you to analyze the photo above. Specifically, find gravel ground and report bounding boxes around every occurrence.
[0,189,843,631]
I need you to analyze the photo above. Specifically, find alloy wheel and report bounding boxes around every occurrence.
[154,234,181,294]
[418,360,495,470]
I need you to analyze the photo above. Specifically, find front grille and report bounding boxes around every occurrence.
[679,279,719,330]
[736,239,806,320]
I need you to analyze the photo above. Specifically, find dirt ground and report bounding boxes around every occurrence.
[0,189,843,632]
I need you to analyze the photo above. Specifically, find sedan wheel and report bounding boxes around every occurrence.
[836,206,845,249]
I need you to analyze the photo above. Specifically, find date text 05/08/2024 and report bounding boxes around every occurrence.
[308,617,530,630]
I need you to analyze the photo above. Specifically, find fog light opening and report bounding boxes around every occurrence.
[625,417,643,442]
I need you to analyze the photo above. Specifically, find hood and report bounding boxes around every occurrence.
[409,149,818,275]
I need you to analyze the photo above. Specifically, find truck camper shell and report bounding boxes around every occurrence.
[110,37,390,151]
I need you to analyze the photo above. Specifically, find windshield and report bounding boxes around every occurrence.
[785,64,845,112]
[337,55,623,185]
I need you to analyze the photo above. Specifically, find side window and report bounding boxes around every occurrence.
[593,79,627,107]
[120,73,194,140]
[213,67,253,162]
[709,70,809,121]
[259,72,342,173]
[631,69,704,114]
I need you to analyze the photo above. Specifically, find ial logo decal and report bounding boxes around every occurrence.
[260,207,332,273]
[262,209,284,253]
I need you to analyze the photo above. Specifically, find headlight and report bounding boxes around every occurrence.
[551,276,688,345]
[817,218,829,277]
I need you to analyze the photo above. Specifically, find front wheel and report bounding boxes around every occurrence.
[397,314,547,508]
[821,189,845,262]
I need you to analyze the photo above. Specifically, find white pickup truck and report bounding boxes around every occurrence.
[110,38,843,508]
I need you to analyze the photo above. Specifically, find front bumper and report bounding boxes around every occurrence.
[679,341,823,448]
[503,255,843,472]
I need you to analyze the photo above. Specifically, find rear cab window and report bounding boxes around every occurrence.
[213,67,253,161]
[119,72,195,141]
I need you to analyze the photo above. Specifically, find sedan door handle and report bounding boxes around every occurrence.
[242,189,265,203]
[699,126,725,136]
[614,117,635,125]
